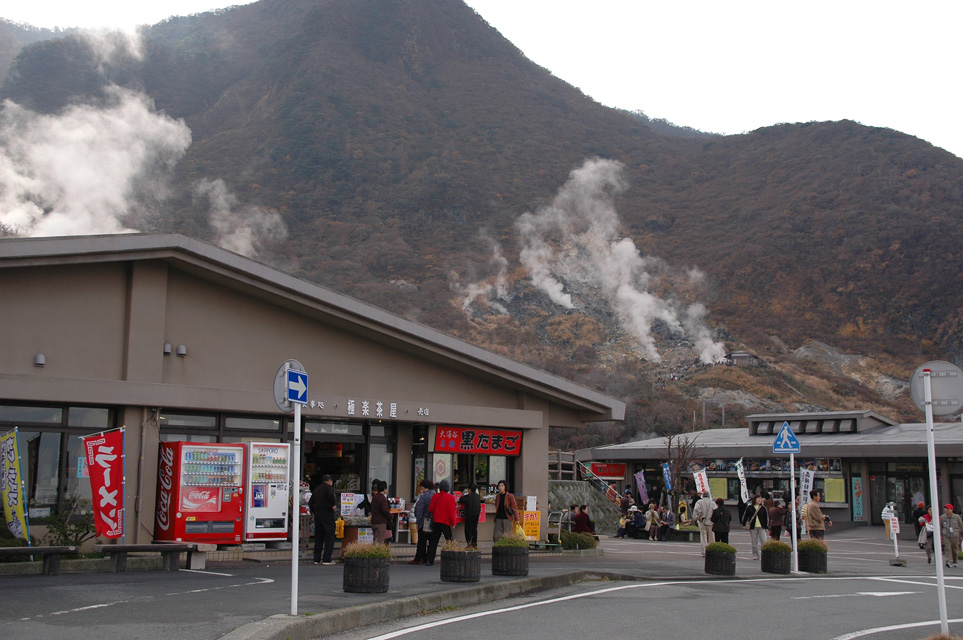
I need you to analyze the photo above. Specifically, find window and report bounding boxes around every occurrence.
[0,404,115,519]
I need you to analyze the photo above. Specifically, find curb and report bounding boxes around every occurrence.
[218,570,595,640]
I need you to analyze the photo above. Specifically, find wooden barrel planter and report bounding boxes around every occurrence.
[343,557,391,593]
[704,543,737,576]
[798,550,828,574]
[761,549,791,574]
[492,546,529,576]
[440,549,481,582]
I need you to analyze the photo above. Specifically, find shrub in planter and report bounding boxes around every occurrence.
[492,533,529,576]
[440,540,481,583]
[559,530,597,550]
[761,540,792,574]
[342,542,391,593]
[797,539,828,574]
[704,541,737,576]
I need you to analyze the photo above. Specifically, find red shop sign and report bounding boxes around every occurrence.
[83,429,125,539]
[590,462,626,478]
[434,427,522,457]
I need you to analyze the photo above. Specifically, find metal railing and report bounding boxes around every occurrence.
[548,450,577,480]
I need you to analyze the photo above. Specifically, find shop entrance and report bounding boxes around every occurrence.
[870,473,926,525]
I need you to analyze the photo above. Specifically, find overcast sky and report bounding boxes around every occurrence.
[3,0,961,159]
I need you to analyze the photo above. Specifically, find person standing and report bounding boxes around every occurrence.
[493,480,520,541]
[711,498,731,544]
[912,501,928,540]
[309,474,338,565]
[425,479,457,565]
[941,504,962,568]
[692,491,715,555]
[919,506,935,564]
[741,494,770,559]
[369,479,392,544]
[805,490,831,540]
[409,479,434,565]
[620,489,632,518]
[644,503,662,540]
[768,499,789,542]
[458,483,481,547]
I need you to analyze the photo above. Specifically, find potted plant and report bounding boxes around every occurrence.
[492,533,529,576]
[439,540,481,582]
[798,539,828,574]
[342,542,391,593]
[761,540,792,574]
[704,541,737,576]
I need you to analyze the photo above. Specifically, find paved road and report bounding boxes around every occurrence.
[0,526,955,640]
[331,575,963,640]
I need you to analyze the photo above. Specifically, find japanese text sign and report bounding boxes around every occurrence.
[1,430,29,542]
[434,427,522,457]
[83,430,124,538]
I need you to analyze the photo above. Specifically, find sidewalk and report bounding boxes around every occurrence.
[221,524,935,640]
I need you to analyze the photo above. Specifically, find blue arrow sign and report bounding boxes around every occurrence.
[287,370,308,404]
[773,421,800,454]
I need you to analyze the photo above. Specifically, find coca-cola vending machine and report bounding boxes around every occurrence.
[243,442,291,541]
[155,442,245,544]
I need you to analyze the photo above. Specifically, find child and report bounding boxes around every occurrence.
[617,514,627,539]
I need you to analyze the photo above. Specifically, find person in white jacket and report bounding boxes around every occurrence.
[692,491,716,555]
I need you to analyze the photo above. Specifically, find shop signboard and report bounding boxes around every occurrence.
[522,510,540,541]
[591,462,625,478]
[434,427,522,456]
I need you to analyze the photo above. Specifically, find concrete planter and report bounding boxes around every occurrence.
[798,550,828,574]
[761,550,791,574]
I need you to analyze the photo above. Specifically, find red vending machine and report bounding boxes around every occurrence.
[155,442,246,544]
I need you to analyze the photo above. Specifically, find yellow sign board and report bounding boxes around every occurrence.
[522,510,540,541]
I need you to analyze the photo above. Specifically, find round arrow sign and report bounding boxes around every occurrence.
[274,359,305,413]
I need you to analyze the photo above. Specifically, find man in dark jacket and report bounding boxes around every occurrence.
[458,484,482,547]
[309,474,338,565]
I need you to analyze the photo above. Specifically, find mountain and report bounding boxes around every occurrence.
[2,0,960,445]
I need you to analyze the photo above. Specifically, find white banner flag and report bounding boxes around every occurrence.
[734,458,750,503]
[800,467,815,506]
[693,469,711,497]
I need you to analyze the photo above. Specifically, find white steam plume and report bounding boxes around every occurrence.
[464,157,725,363]
[194,178,288,258]
[0,86,192,236]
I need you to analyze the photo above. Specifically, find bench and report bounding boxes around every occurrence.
[95,543,192,572]
[529,541,562,551]
[0,546,78,575]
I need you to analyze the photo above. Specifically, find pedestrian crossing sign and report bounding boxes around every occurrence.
[773,421,801,454]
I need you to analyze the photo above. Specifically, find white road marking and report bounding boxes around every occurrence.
[831,618,963,640]
[792,591,916,599]
[179,569,234,576]
[872,576,963,590]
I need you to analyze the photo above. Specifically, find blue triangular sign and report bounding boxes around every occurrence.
[773,421,800,454]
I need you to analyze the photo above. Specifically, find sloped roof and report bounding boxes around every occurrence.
[579,411,963,460]
[0,233,624,422]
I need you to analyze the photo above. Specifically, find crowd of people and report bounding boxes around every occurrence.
[914,501,962,567]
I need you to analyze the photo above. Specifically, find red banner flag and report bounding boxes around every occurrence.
[83,430,124,538]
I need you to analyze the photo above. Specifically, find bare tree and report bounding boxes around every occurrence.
[663,433,705,516]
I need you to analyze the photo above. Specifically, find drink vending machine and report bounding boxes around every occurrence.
[243,442,291,541]
[154,442,246,544]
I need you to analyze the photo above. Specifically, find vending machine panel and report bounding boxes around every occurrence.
[155,442,246,544]
[243,442,291,541]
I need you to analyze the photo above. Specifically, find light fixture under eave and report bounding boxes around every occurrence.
[163,342,172,355]
[175,345,187,357]
[34,353,46,367]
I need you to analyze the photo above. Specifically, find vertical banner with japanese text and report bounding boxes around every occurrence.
[693,469,711,497]
[661,462,673,491]
[0,429,30,543]
[83,429,125,538]
[734,458,750,503]
[634,470,649,505]
[799,467,815,507]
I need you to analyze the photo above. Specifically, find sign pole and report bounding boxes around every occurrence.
[790,451,798,573]
[290,399,301,617]
[923,369,949,635]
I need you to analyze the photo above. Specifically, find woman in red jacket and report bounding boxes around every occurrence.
[425,479,457,565]
[493,480,521,541]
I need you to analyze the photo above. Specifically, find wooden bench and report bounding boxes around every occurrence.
[0,546,78,575]
[95,543,192,572]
